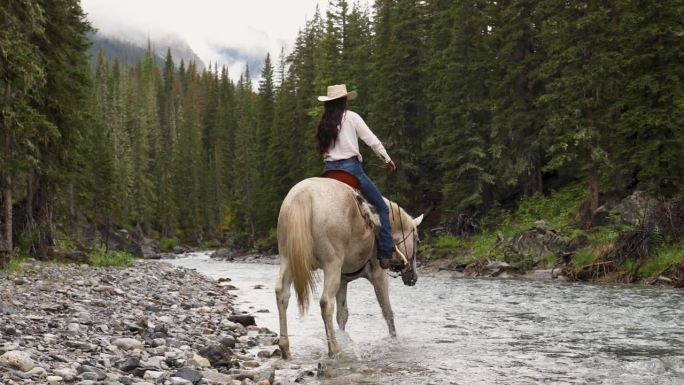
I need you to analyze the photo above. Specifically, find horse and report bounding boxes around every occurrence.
[275,176,423,358]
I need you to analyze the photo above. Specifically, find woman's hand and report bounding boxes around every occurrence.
[386,160,397,171]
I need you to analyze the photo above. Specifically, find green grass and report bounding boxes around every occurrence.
[434,235,465,249]
[481,184,586,237]
[88,245,135,267]
[456,184,587,260]
[637,244,684,278]
[3,255,27,274]
[159,237,180,252]
[573,250,599,269]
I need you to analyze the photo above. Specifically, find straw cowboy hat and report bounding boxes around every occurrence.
[317,84,357,102]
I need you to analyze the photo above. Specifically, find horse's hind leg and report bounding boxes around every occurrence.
[321,261,342,357]
[335,280,349,331]
[275,258,293,359]
[369,266,397,337]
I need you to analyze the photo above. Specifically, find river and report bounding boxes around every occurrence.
[168,253,684,384]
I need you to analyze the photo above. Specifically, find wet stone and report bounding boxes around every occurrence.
[0,261,276,385]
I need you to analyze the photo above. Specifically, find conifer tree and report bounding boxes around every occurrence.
[425,0,496,210]
[536,1,624,225]
[371,0,429,208]
[29,0,92,257]
[0,0,47,262]
[616,0,684,196]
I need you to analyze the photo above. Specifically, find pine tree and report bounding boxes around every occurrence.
[157,49,178,236]
[425,0,496,210]
[616,0,684,196]
[536,0,624,226]
[0,0,48,263]
[232,68,260,243]
[488,0,546,197]
[29,0,92,258]
[342,2,372,115]
[257,54,277,232]
[86,52,117,245]
[371,0,429,208]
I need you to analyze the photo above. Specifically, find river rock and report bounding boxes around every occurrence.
[0,350,36,372]
[198,343,234,367]
[189,354,211,368]
[0,261,276,385]
[200,370,233,384]
[218,335,237,349]
[79,365,107,380]
[210,248,233,260]
[228,315,256,327]
[54,367,78,381]
[143,370,164,380]
[47,375,63,384]
[28,366,47,377]
[173,367,203,384]
[113,357,141,371]
[112,338,144,351]
[170,377,193,385]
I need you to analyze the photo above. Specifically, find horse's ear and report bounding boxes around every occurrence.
[413,214,424,227]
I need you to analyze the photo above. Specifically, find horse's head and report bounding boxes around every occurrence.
[391,208,424,287]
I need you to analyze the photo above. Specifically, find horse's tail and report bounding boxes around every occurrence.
[281,190,315,314]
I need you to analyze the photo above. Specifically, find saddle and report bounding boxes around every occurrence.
[321,170,360,190]
[322,170,380,230]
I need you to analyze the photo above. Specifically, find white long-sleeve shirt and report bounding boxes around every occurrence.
[323,110,392,163]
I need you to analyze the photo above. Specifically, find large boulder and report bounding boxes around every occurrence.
[612,191,659,225]
[210,248,233,260]
[504,220,569,268]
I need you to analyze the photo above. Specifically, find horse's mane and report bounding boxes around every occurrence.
[386,199,413,231]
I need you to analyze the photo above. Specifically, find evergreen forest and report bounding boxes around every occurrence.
[1,0,683,268]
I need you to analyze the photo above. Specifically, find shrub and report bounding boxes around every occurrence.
[88,245,134,267]
[159,237,180,252]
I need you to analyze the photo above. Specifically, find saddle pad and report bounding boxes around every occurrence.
[322,170,361,190]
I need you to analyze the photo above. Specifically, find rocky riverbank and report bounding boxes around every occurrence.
[0,261,284,385]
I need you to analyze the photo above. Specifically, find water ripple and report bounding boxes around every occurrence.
[169,255,684,384]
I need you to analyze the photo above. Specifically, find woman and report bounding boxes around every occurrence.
[316,84,402,270]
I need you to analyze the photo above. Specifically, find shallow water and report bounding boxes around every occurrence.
[169,253,684,384]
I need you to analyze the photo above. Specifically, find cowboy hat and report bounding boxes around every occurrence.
[317,84,357,102]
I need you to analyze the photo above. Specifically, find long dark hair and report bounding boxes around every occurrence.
[315,97,347,154]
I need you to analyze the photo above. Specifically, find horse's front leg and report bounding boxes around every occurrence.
[321,261,343,357]
[275,259,293,359]
[369,264,397,337]
[335,279,349,331]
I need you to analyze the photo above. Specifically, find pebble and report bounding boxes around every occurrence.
[0,350,36,372]
[46,375,63,384]
[0,261,284,385]
[112,338,144,351]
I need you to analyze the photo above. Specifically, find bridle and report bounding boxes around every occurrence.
[388,201,419,277]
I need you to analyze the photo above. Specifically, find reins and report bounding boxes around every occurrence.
[388,201,416,278]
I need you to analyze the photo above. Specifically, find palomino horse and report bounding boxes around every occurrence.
[275,177,423,358]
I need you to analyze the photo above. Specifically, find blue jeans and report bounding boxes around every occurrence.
[324,158,394,257]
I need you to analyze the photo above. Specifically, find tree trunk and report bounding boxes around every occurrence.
[587,164,600,228]
[33,175,54,260]
[2,173,11,253]
[26,170,36,229]
[2,83,12,256]
[68,182,75,221]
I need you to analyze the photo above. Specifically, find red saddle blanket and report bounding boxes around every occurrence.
[322,170,360,190]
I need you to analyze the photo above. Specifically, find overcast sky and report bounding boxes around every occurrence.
[82,0,372,78]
